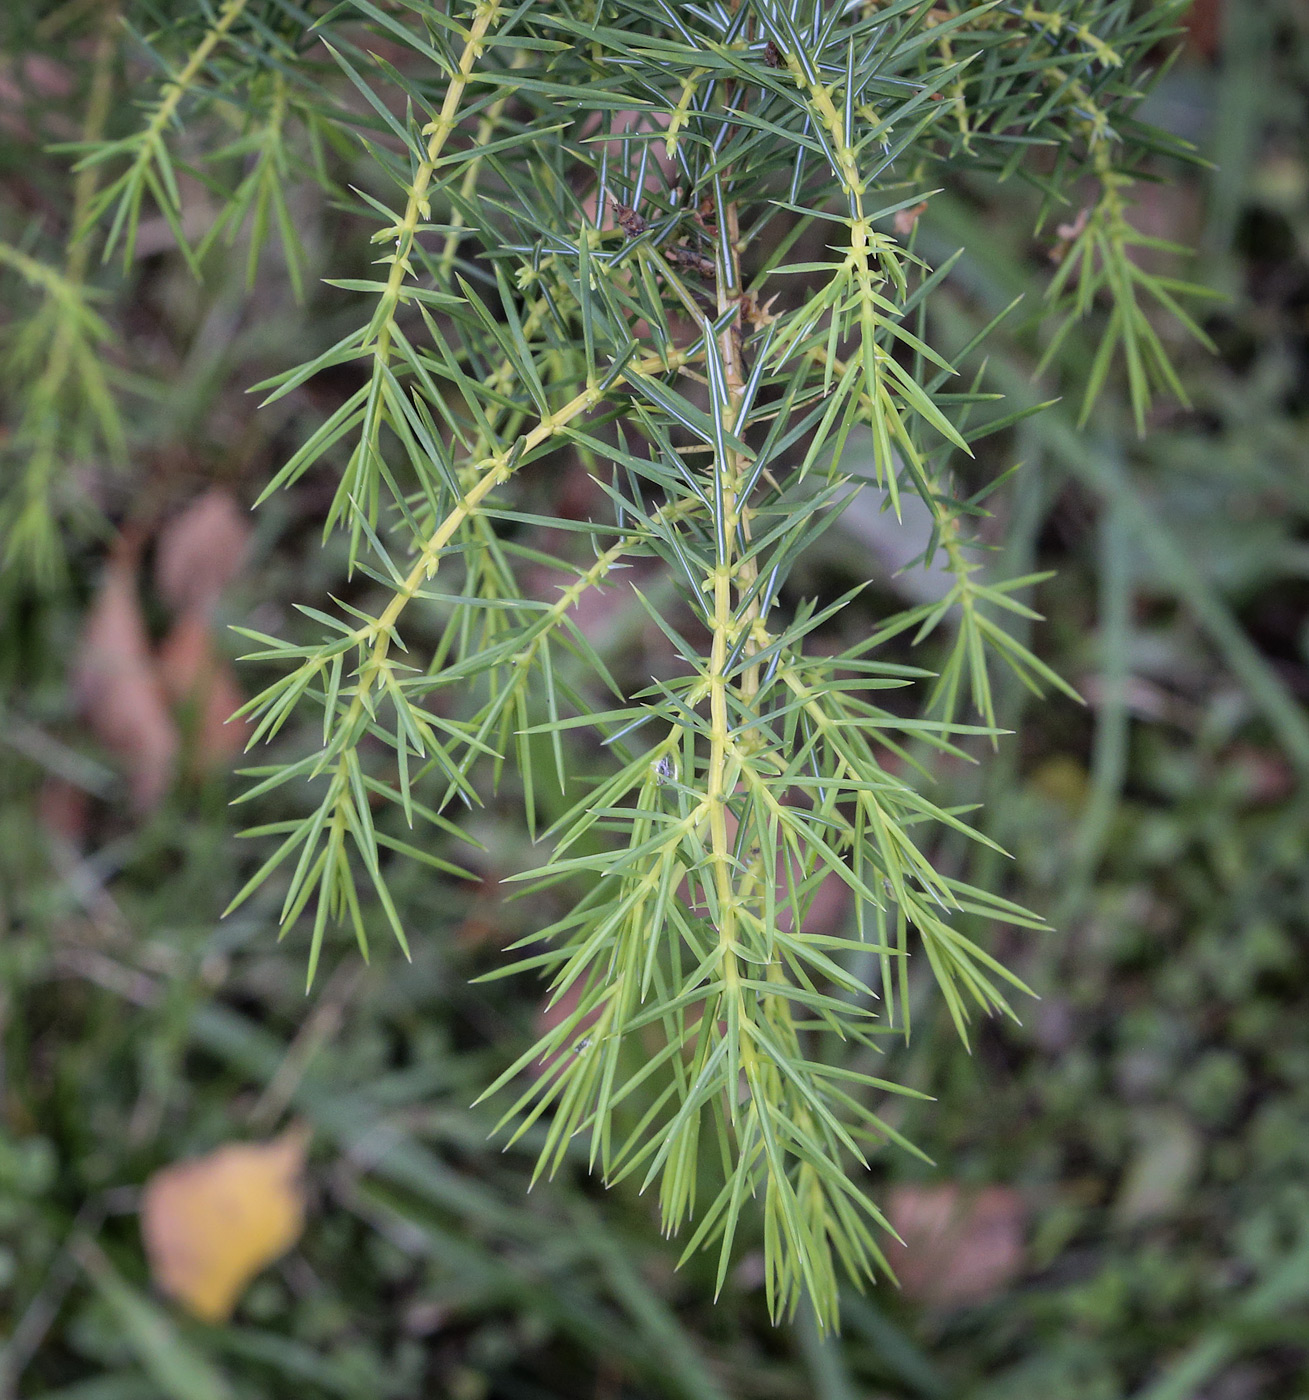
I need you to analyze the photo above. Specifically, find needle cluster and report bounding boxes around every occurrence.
[5,0,1205,1330]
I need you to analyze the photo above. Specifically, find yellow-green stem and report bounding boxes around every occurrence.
[86,0,248,250]
[372,0,502,356]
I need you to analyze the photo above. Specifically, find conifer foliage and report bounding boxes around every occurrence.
[3,0,1204,1330]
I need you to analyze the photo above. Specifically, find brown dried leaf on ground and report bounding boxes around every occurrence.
[885,1183,1026,1309]
[894,201,928,236]
[153,490,255,771]
[141,1126,310,1323]
[74,536,177,812]
[38,777,91,847]
[0,54,75,142]
[154,490,251,615]
[157,609,253,769]
[455,875,510,949]
[1184,0,1222,60]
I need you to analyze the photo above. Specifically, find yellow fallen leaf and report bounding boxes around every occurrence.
[140,1126,309,1323]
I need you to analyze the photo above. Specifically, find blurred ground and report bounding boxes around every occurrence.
[2,1,1309,1397]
